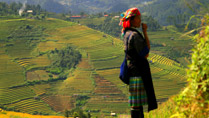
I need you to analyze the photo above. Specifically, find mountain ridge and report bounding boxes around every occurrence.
[1,0,204,25]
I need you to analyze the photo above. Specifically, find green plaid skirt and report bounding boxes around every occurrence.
[129,76,148,107]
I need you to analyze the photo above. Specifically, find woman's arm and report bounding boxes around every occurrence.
[142,23,150,58]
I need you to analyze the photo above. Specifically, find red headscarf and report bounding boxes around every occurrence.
[119,8,141,37]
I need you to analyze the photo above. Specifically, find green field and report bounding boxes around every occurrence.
[0,17,189,116]
[0,53,25,88]
[72,17,105,25]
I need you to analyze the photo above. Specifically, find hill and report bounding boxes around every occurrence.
[0,0,152,14]
[0,16,189,117]
[72,16,192,67]
[1,0,208,26]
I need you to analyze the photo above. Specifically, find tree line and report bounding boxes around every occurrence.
[86,15,161,38]
[47,46,82,75]
[0,2,46,18]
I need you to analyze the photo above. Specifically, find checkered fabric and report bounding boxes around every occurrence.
[129,76,148,107]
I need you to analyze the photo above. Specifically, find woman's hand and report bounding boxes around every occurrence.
[142,23,148,33]
[141,23,150,52]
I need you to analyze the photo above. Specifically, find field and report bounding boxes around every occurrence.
[72,17,105,25]
[73,17,193,67]
[0,17,189,117]
[0,108,66,118]
[0,18,75,115]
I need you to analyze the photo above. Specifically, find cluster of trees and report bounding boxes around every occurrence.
[75,95,90,107]
[141,0,208,29]
[22,4,47,19]
[141,0,193,26]
[166,14,200,32]
[142,15,162,30]
[8,24,45,41]
[0,2,22,16]
[9,46,82,88]
[86,15,161,38]
[0,2,46,19]
[0,105,19,112]
[47,46,82,75]
[87,17,121,38]
[64,108,91,118]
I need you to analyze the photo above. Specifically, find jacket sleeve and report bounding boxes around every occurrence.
[131,32,149,57]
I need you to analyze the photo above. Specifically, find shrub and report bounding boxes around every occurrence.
[172,14,209,118]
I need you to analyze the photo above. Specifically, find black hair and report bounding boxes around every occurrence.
[130,16,136,20]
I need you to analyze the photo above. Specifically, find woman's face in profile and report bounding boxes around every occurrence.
[131,15,141,28]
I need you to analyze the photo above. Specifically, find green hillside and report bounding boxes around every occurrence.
[0,17,188,117]
[72,16,192,67]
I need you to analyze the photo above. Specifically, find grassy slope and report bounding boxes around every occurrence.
[0,18,75,115]
[73,17,193,67]
[0,17,188,117]
[37,18,187,115]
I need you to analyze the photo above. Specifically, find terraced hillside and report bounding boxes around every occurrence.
[0,17,187,116]
[0,108,66,118]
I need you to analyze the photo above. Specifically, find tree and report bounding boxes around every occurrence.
[0,2,46,17]
[71,108,88,118]
[87,112,91,118]
[73,112,79,118]
[80,11,85,16]
[64,109,70,118]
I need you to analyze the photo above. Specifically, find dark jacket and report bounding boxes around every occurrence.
[123,28,158,112]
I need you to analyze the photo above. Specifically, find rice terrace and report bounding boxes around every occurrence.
[0,17,188,117]
[0,0,209,117]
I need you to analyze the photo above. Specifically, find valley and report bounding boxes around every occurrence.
[0,17,189,116]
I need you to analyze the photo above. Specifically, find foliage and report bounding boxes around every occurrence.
[86,17,121,38]
[143,96,177,118]
[141,0,195,26]
[85,15,161,38]
[0,105,19,112]
[0,2,46,17]
[183,0,209,15]
[172,14,209,118]
[166,14,200,32]
[75,95,90,108]
[64,109,70,118]
[0,2,22,16]
[48,46,82,74]
[32,111,49,115]
[70,108,89,118]
[8,24,46,41]
[165,0,209,32]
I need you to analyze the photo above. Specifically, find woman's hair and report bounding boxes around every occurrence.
[130,16,136,20]
[119,8,141,38]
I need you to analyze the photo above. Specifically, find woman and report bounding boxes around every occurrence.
[120,8,158,118]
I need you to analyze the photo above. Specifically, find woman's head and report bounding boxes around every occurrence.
[130,15,141,28]
[120,8,141,29]
[120,8,141,37]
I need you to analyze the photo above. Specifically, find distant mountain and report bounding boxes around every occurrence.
[0,0,207,25]
[0,0,68,13]
[56,0,155,14]
[0,0,153,14]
